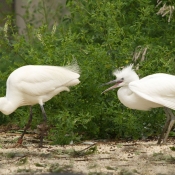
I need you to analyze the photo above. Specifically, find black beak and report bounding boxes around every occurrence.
[101,79,123,94]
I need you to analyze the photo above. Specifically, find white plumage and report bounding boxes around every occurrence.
[102,64,175,144]
[0,64,80,147]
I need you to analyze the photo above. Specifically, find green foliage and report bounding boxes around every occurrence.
[0,0,175,144]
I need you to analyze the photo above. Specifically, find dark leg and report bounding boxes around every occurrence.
[16,106,33,146]
[157,107,171,144]
[38,104,48,147]
[157,107,175,144]
[163,108,175,143]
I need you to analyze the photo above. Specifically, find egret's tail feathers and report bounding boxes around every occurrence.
[65,59,80,74]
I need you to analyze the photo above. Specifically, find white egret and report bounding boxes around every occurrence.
[102,64,175,144]
[0,63,80,147]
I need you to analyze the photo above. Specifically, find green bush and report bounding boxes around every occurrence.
[0,0,175,144]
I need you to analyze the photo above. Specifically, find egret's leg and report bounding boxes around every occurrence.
[38,105,48,147]
[157,107,175,144]
[157,107,171,144]
[17,106,33,145]
[163,109,175,143]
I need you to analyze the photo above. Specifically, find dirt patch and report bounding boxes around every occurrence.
[0,132,175,175]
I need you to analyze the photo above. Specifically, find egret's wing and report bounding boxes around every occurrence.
[11,65,80,96]
[129,73,175,110]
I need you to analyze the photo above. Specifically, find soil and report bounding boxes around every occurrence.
[0,130,175,175]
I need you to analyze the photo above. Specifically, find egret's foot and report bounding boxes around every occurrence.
[17,138,23,145]
[158,121,175,145]
[157,134,166,145]
[157,140,167,145]
[38,143,48,148]
[10,139,27,148]
[13,143,26,148]
[157,131,169,145]
[37,123,49,147]
[157,107,175,145]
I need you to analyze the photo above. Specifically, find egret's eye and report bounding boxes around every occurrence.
[121,78,124,81]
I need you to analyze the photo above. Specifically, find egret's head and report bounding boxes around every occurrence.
[102,64,139,94]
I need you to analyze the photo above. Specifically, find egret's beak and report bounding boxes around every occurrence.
[101,79,123,94]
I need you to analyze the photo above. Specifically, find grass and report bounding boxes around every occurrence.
[106,166,118,170]
[49,163,73,173]
[6,152,16,158]
[119,169,135,175]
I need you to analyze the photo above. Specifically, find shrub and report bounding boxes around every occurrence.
[0,0,175,144]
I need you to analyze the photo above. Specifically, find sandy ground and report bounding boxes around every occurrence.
[0,132,175,175]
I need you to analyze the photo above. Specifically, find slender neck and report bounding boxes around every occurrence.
[117,86,134,107]
[0,97,17,115]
